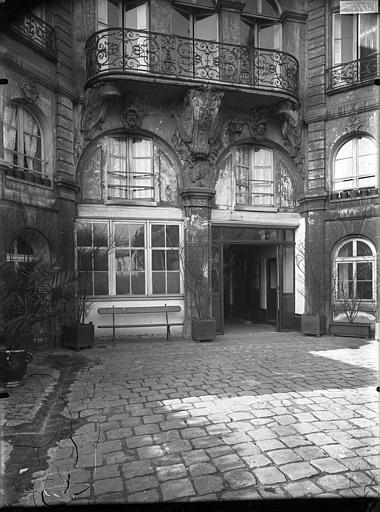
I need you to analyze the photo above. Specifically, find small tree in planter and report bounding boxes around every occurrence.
[296,242,333,336]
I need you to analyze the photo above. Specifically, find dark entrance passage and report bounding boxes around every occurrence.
[211,226,295,334]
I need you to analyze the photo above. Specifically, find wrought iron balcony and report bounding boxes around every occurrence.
[3,10,56,59]
[86,28,299,98]
[327,53,379,92]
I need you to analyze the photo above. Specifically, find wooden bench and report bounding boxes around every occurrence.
[97,305,183,344]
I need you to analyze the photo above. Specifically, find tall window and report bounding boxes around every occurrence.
[334,238,376,302]
[333,136,377,191]
[333,12,378,65]
[3,104,44,174]
[240,0,281,50]
[6,235,34,265]
[76,221,182,296]
[106,136,154,201]
[235,147,274,206]
[77,222,109,296]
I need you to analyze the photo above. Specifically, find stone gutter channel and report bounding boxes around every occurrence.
[0,353,88,506]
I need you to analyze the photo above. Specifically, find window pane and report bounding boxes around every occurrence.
[336,140,353,159]
[132,137,151,157]
[131,250,145,271]
[125,2,147,30]
[167,250,179,271]
[77,223,92,246]
[94,272,108,295]
[241,20,254,46]
[152,225,165,247]
[358,176,376,188]
[78,249,93,271]
[357,281,372,299]
[335,158,353,179]
[93,223,108,247]
[357,262,372,280]
[357,155,376,175]
[116,272,130,295]
[357,241,372,256]
[115,249,131,271]
[359,13,378,59]
[338,241,353,257]
[337,262,353,299]
[94,249,108,271]
[115,224,130,247]
[130,225,145,247]
[167,272,180,294]
[78,271,92,296]
[334,14,354,64]
[152,272,165,294]
[166,225,179,247]
[358,137,376,156]
[131,272,145,294]
[194,13,218,41]
[152,250,165,270]
[172,9,190,38]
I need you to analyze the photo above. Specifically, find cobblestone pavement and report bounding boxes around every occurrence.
[2,328,379,506]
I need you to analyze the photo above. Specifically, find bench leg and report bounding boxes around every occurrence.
[167,325,170,340]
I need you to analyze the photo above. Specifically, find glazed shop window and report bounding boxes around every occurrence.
[151,224,180,294]
[3,104,45,175]
[333,136,377,191]
[106,136,154,200]
[333,12,378,66]
[235,147,274,206]
[334,238,376,302]
[76,222,109,296]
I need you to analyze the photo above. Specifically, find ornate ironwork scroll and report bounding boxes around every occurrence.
[7,11,56,58]
[328,53,379,91]
[86,28,299,97]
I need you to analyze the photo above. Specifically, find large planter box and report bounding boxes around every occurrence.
[301,315,325,336]
[329,322,371,339]
[62,323,94,350]
[192,319,216,342]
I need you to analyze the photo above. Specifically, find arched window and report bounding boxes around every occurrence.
[334,238,376,302]
[103,135,154,201]
[3,104,45,175]
[333,136,377,191]
[235,146,274,206]
[6,230,50,265]
[240,0,281,50]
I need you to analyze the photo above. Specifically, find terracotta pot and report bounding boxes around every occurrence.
[191,318,216,342]
[0,349,33,387]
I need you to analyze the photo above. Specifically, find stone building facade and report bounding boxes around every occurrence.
[0,0,378,338]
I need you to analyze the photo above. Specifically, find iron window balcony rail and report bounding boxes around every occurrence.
[86,28,299,97]
[2,9,56,59]
[327,53,379,92]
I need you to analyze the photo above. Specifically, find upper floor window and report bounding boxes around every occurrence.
[334,238,376,302]
[3,104,45,175]
[172,5,218,42]
[333,136,377,191]
[97,0,148,30]
[240,0,281,50]
[235,147,274,206]
[105,136,154,201]
[333,12,378,65]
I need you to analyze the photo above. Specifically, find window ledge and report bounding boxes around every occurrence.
[106,199,158,207]
[90,294,184,301]
[5,173,53,189]
[235,205,277,212]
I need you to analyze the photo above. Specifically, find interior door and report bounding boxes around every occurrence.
[211,243,224,334]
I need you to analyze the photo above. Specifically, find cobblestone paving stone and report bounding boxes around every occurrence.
[2,330,379,505]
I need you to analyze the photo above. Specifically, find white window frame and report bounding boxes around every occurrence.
[235,146,274,207]
[333,238,376,302]
[76,220,183,297]
[333,136,377,191]
[3,103,45,175]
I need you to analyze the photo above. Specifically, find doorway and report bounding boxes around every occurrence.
[211,226,295,334]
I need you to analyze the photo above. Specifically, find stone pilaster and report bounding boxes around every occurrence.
[181,188,215,338]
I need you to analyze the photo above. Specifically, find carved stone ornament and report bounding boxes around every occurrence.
[171,87,224,188]
[121,94,145,130]
[81,82,121,140]
[248,107,268,141]
[277,100,304,174]
[20,79,39,102]
[345,114,363,134]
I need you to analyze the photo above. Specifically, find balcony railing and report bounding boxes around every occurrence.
[4,10,56,58]
[327,53,379,92]
[86,28,299,97]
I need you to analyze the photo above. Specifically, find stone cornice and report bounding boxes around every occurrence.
[304,98,379,124]
[0,53,79,101]
[280,10,307,23]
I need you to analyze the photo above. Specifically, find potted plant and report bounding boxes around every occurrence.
[329,294,371,338]
[0,257,73,386]
[296,242,330,336]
